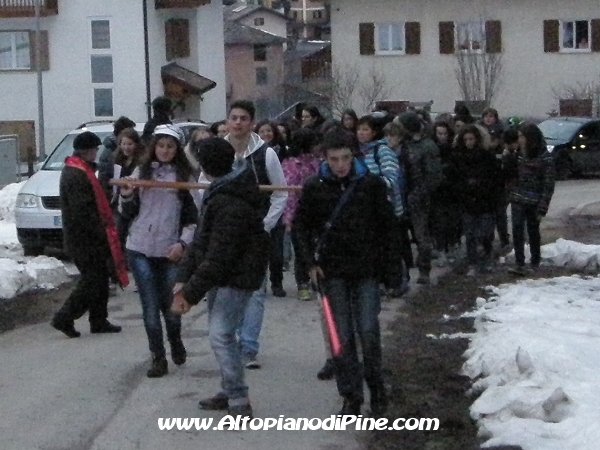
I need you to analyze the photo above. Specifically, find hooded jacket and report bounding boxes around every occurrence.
[176,168,270,305]
[504,151,555,216]
[293,158,398,280]
[195,132,288,232]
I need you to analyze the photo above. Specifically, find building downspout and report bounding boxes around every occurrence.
[142,0,152,120]
[34,0,45,165]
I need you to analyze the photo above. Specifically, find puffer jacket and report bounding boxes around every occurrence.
[505,152,556,216]
[119,163,197,257]
[176,168,270,305]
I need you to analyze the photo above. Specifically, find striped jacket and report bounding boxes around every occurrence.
[505,152,555,216]
[360,140,405,217]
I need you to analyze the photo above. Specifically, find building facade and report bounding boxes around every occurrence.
[330,0,600,118]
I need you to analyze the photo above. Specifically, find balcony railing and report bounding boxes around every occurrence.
[155,0,211,9]
[0,0,58,18]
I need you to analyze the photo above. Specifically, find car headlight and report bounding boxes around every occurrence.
[546,145,555,153]
[16,194,39,208]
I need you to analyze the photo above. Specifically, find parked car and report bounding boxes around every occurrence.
[15,120,203,256]
[538,117,600,179]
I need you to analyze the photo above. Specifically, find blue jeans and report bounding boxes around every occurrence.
[207,287,253,404]
[238,277,267,358]
[322,278,383,402]
[127,250,181,357]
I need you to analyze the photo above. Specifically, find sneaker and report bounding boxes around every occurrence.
[339,397,362,416]
[466,266,477,277]
[51,318,81,338]
[244,356,261,370]
[198,393,228,411]
[297,286,311,301]
[317,358,335,380]
[228,403,254,420]
[171,340,187,366]
[508,265,527,276]
[147,355,168,378]
[90,322,122,334]
[272,285,287,298]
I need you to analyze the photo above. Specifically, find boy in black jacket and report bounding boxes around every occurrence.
[171,138,269,419]
[293,130,398,416]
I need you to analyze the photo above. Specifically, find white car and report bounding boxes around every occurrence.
[15,120,203,256]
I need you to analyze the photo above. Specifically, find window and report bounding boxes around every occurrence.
[256,67,268,85]
[90,19,113,118]
[0,31,30,70]
[456,21,484,52]
[312,10,323,19]
[253,44,267,61]
[561,20,591,51]
[91,20,110,49]
[254,17,265,26]
[376,23,405,54]
[165,19,190,60]
[292,11,298,19]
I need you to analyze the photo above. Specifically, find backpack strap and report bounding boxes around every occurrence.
[314,181,358,263]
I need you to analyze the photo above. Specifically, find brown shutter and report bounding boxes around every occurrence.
[29,30,49,71]
[405,22,421,54]
[591,19,600,52]
[543,19,560,53]
[439,21,455,54]
[359,22,375,55]
[485,20,502,53]
[165,19,190,61]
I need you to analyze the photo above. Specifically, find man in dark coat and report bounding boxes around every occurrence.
[51,131,122,338]
[172,138,269,420]
[293,130,398,417]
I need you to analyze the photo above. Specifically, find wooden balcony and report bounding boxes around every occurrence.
[0,0,58,18]
[155,0,211,9]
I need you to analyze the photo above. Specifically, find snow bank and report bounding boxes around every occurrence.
[0,256,72,299]
[0,181,25,223]
[463,275,600,450]
[505,238,600,271]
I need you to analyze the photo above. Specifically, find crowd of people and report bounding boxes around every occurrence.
[50,95,556,420]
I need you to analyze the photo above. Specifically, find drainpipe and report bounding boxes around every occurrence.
[142,0,152,120]
[34,0,46,162]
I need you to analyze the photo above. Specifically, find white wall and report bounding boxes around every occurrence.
[239,11,288,38]
[330,0,600,118]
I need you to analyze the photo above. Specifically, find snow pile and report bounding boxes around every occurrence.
[507,238,600,271]
[463,275,600,449]
[0,256,72,299]
[0,181,25,223]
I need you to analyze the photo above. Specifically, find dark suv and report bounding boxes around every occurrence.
[538,117,600,178]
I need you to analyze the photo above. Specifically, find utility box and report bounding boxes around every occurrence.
[0,135,21,187]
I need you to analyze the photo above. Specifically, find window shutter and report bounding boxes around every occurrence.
[359,22,375,55]
[405,22,421,55]
[439,21,455,54]
[165,19,190,61]
[29,30,49,71]
[591,19,600,52]
[485,20,502,53]
[543,19,560,53]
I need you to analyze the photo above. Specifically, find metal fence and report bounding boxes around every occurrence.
[0,135,21,187]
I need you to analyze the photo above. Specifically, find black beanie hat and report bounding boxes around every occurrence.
[194,137,235,178]
[73,131,102,152]
[399,112,423,134]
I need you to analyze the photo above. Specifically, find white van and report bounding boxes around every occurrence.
[15,120,202,256]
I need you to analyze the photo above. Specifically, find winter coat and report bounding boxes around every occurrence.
[431,142,460,205]
[360,140,405,217]
[293,158,399,281]
[281,153,320,227]
[141,114,171,145]
[60,161,110,263]
[504,152,555,216]
[449,147,500,215]
[119,163,197,258]
[97,134,117,202]
[176,168,270,305]
[401,136,443,206]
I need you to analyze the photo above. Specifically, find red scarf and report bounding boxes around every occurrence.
[65,156,129,287]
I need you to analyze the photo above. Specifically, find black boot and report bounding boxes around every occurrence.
[147,355,168,378]
[171,340,187,366]
[90,321,122,334]
[272,285,287,297]
[198,392,229,410]
[317,359,335,380]
[51,317,80,338]
[370,385,389,416]
[339,397,362,416]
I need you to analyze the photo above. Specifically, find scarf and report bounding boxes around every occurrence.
[65,156,129,287]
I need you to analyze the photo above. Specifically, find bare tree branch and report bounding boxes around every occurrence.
[357,66,392,113]
[455,45,504,110]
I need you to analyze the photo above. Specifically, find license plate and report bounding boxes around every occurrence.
[54,216,62,227]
